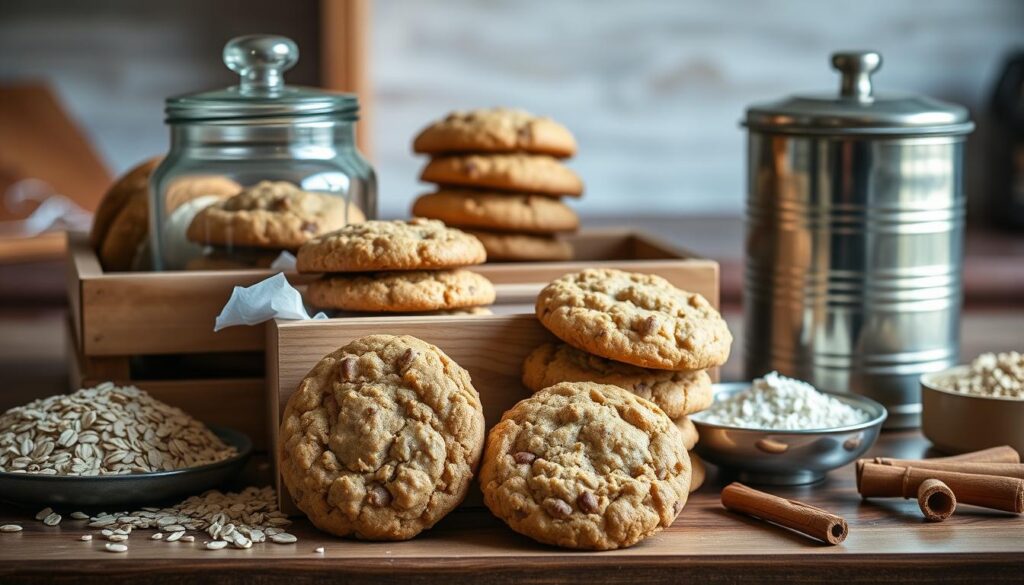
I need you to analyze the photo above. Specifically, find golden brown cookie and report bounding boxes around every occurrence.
[536,269,732,370]
[278,334,485,541]
[521,342,713,418]
[467,230,573,262]
[187,181,365,250]
[412,190,578,234]
[305,269,496,313]
[90,158,161,271]
[296,218,487,273]
[164,175,242,212]
[689,452,705,493]
[413,108,577,158]
[676,416,699,451]
[421,154,583,197]
[480,381,691,550]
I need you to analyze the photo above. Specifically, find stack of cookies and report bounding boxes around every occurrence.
[186,181,365,269]
[525,268,734,492]
[295,218,497,315]
[411,108,583,262]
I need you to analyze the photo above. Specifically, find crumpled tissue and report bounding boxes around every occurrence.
[214,272,326,331]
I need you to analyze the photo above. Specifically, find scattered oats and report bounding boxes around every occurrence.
[101,529,114,537]
[181,535,195,543]
[34,507,53,521]
[265,527,282,536]
[314,546,325,554]
[43,513,62,526]
[164,524,186,532]
[70,511,89,520]
[0,524,23,533]
[151,533,164,540]
[79,534,92,541]
[270,533,297,544]
[0,384,236,475]
[206,540,228,550]
[107,534,128,542]
[104,542,128,553]
[166,530,185,542]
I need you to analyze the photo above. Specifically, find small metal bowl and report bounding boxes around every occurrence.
[921,367,1024,455]
[691,382,888,485]
[0,426,252,509]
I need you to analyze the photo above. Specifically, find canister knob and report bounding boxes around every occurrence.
[223,35,299,94]
[832,51,882,102]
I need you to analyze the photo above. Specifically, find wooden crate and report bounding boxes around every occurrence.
[67,228,718,462]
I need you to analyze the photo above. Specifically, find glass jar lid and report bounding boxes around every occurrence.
[744,51,974,136]
[165,35,358,123]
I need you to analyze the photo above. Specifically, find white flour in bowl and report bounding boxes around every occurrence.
[702,371,869,430]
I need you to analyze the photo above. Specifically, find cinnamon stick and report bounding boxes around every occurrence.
[918,479,956,521]
[858,463,1024,514]
[862,445,1020,468]
[721,482,848,545]
[870,460,1024,480]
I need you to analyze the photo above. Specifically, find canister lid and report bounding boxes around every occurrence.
[744,51,974,136]
[165,35,358,123]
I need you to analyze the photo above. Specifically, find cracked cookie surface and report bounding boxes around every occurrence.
[279,334,485,540]
[535,269,732,370]
[479,382,691,550]
[413,108,577,158]
[305,269,495,313]
[420,154,583,196]
[296,218,487,273]
[187,181,364,250]
[412,189,579,234]
[522,342,713,418]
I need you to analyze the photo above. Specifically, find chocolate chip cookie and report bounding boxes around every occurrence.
[536,269,732,370]
[521,342,713,418]
[413,108,577,158]
[187,181,364,250]
[420,154,583,197]
[480,381,691,550]
[466,230,573,262]
[278,334,486,540]
[412,189,579,234]
[305,269,496,313]
[296,218,487,273]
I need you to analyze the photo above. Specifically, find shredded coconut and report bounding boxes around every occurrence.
[937,351,1024,399]
[702,371,869,430]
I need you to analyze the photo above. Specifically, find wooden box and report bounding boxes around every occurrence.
[67,228,717,457]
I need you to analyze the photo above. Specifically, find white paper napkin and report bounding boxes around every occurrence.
[214,272,326,331]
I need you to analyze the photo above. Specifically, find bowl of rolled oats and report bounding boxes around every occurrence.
[922,351,1024,454]
[0,382,251,507]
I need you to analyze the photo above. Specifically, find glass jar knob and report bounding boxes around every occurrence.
[832,51,882,102]
[223,34,299,94]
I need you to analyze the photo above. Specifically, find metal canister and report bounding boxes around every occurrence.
[742,51,975,428]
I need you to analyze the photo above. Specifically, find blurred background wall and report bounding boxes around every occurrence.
[1,0,1022,217]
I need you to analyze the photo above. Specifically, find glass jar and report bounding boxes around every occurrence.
[150,34,376,270]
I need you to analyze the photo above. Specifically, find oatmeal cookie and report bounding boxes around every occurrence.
[305,269,496,313]
[412,189,578,234]
[535,269,732,370]
[296,218,486,273]
[479,381,691,550]
[466,230,573,262]
[420,154,583,197]
[187,181,364,250]
[278,334,485,540]
[413,108,576,158]
[521,342,713,417]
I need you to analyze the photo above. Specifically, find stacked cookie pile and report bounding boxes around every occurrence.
[411,108,583,262]
[295,218,496,315]
[186,181,365,270]
[525,268,734,492]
